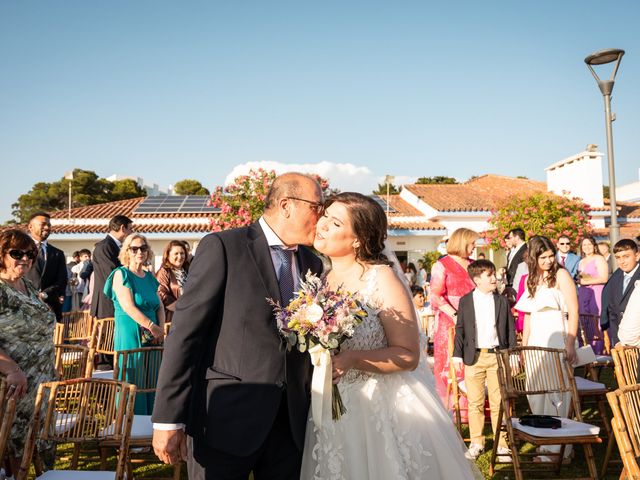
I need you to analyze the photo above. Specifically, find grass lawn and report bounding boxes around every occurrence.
[28,366,621,479]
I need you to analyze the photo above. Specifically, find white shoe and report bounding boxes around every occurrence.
[496,446,512,463]
[467,443,484,459]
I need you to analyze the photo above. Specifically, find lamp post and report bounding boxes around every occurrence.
[384,175,395,215]
[64,170,74,220]
[585,48,625,246]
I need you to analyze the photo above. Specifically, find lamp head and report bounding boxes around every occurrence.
[585,48,625,66]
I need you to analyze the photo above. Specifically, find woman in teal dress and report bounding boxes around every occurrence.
[104,233,165,414]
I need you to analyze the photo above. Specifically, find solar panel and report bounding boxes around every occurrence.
[370,195,397,213]
[134,195,220,214]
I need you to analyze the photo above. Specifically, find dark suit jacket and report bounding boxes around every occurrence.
[601,266,640,346]
[152,222,323,457]
[506,244,526,287]
[90,235,121,319]
[453,290,516,366]
[24,242,67,320]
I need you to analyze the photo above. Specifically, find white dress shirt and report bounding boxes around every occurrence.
[618,281,640,346]
[154,217,299,432]
[472,289,499,349]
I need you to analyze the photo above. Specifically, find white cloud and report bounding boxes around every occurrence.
[225,161,415,194]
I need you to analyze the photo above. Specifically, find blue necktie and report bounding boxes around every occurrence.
[37,243,46,272]
[623,274,631,294]
[272,247,295,307]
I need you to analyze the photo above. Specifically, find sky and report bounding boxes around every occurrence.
[1,1,639,223]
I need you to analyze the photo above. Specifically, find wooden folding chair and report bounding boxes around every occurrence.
[86,318,116,379]
[578,313,614,380]
[447,326,467,434]
[54,344,90,380]
[612,345,640,388]
[607,384,640,479]
[0,377,17,463]
[55,310,94,345]
[490,346,602,480]
[17,378,136,480]
[101,346,180,479]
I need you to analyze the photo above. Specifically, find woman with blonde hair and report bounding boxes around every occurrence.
[430,228,478,408]
[104,233,165,414]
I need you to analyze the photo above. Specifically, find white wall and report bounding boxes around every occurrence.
[546,150,604,207]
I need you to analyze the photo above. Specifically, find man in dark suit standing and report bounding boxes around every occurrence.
[152,173,324,480]
[601,239,640,347]
[90,214,133,319]
[24,212,68,320]
[506,228,526,288]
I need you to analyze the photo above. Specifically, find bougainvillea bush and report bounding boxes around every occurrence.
[484,192,593,250]
[210,168,333,231]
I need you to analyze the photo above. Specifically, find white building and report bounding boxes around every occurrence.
[617,168,640,202]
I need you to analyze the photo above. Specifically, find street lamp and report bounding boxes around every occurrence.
[585,48,625,246]
[384,175,395,215]
[64,170,74,220]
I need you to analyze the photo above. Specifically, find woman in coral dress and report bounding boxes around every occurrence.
[430,228,478,411]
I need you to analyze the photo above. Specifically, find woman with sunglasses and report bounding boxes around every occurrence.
[0,229,56,474]
[104,233,165,414]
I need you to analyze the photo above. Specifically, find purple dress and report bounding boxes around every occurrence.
[578,258,606,354]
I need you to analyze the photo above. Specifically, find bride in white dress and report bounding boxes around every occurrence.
[301,192,481,480]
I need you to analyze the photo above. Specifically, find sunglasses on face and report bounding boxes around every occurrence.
[8,249,38,260]
[558,242,571,246]
[129,245,149,254]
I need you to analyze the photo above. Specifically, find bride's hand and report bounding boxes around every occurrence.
[332,351,353,384]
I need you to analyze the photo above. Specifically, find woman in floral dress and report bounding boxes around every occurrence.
[0,229,55,473]
[430,228,478,412]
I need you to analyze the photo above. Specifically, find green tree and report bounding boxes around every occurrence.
[10,169,146,223]
[110,179,147,200]
[603,185,610,199]
[372,183,400,195]
[415,176,458,184]
[485,193,593,250]
[420,251,441,274]
[174,179,210,195]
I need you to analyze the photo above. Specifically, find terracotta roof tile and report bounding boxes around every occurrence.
[50,197,145,219]
[374,195,423,216]
[387,220,446,231]
[403,175,548,211]
[593,224,640,239]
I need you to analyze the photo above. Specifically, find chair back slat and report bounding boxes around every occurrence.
[90,318,115,355]
[608,385,640,478]
[59,311,94,343]
[0,377,17,461]
[612,346,640,387]
[54,344,90,381]
[114,347,164,393]
[17,378,136,480]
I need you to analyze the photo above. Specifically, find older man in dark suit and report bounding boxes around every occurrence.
[90,214,133,319]
[152,173,325,480]
[24,212,67,320]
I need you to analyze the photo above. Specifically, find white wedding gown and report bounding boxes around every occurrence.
[300,266,482,480]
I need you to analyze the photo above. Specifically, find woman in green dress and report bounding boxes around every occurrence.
[104,233,165,415]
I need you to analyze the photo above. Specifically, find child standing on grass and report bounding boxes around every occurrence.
[452,259,516,460]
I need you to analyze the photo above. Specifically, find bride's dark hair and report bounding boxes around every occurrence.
[324,192,393,266]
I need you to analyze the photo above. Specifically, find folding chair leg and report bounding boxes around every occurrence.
[489,406,503,476]
[556,445,567,475]
[71,444,81,469]
[602,433,616,478]
[583,444,599,480]
[99,446,108,470]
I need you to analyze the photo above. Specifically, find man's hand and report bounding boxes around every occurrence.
[153,429,188,465]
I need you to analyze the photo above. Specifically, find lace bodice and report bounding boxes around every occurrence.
[340,266,388,383]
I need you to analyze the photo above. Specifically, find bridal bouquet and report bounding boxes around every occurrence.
[268,271,368,422]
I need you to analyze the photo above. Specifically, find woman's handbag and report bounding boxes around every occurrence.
[560,311,596,367]
[519,414,562,429]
